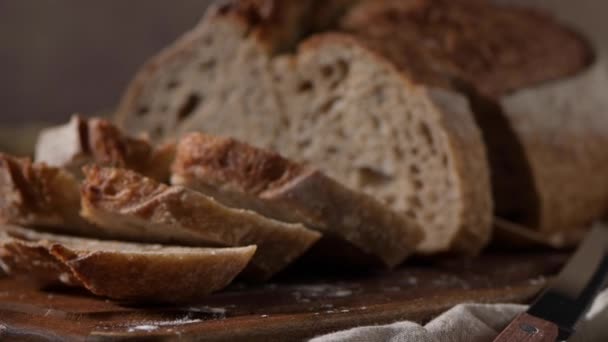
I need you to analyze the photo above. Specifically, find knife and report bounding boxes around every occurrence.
[493,222,608,342]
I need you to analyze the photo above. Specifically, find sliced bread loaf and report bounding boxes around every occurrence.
[172,132,423,268]
[116,0,607,247]
[116,0,492,254]
[80,166,320,279]
[35,115,175,182]
[0,225,256,303]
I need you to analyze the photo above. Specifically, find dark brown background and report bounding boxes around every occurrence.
[0,0,606,125]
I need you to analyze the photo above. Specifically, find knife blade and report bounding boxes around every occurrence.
[493,222,608,342]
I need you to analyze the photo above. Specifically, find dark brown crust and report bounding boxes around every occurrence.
[338,0,591,98]
[36,115,175,182]
[0,225,256,303]
[0,233,81,287]
[81,166,320,280]
[172,133,423,267]
[0,154,90,233]
[173,133,306,196]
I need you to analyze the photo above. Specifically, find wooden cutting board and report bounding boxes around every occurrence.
[0,252,567,341]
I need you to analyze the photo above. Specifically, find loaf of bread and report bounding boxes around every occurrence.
[0,153,94,235]
[36,115,175,182]
[81,166,320,279]
[116,0,493,254]
[0,225,256,302]
[172,132,423,268]
[116,0,608,248]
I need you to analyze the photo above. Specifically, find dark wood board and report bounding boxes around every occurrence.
[0,252,567,342]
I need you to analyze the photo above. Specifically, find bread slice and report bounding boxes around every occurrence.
[171,132,423,268]
[0,225,256,303]
[115,0,492,254]
[115,0,605,248]
[80,166,320,279]
[35,115,175,182]
[0,153,94,235]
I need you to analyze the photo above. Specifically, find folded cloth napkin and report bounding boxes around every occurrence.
[311,289,608,342]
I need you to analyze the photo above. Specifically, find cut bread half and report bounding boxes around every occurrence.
[0,153,94,235]
[116,0,606,249]
[172,132,423,268]
[0,225,256,303]
[497,59,608,237]
[35,115,175,182]
[80,166,320,279]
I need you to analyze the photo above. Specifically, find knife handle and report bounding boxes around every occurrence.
[493,313,559,342]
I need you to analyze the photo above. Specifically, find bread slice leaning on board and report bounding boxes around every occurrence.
[80,166,320,280]
[172,132,423,268]
[0,225,256,303]
[115,0,608,249]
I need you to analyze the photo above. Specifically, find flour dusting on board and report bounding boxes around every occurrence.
[124,316,207,333]
[291,285,355,300]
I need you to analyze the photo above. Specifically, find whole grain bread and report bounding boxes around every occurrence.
[116,0,607,247]
[172,132,423,268]
[0,225,256,303]
[80,166,320,279]
[0,153,94,235]
[35,115,175,182]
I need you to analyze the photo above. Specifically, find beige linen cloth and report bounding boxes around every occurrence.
[311,289,608,342]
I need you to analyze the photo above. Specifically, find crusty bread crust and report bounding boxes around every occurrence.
[81,166,320,279]
[0,225,256,303]
[172,133,423,267]
[0,154,94,235]
[499,59,608,237]
[338,0,591,98]
[36,115,175,182]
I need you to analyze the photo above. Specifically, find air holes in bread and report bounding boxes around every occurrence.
[321,65,334,78]
[136,106,150,117]
[297,139,311,149]
[199,59,217,72]
[167,80,180,90]
[370,115,380,129]
[153,126,164,137]
[297,80,314,93]
[373,86,385,104]
[326,146,338,155]
[324,60,350,89]
[410,196,422,208]
[419,122,434,146]
[358,167,392,187]
[319,97,339,114]
[177,94,202,122]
